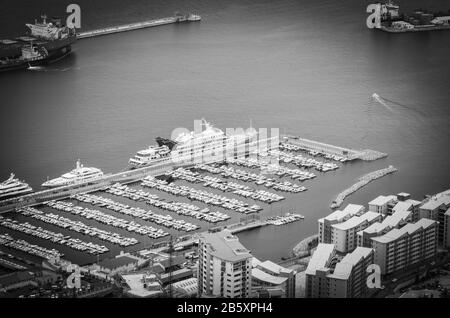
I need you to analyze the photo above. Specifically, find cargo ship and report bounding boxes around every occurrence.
[376,1,450,32]
[0,15,76,72]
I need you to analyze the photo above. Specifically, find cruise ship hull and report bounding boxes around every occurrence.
[0,188,33,200]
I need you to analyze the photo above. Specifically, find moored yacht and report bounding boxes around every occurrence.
[128,145,171,169]
[0,173,33,199]
[42,159,103,188]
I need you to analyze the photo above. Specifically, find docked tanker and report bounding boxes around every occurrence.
[0,15,76,72]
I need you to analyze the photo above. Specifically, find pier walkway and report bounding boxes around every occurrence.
[77,16,196,39]
[282,135,387,161]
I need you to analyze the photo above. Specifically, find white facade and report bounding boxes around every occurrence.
[305,244,374,298]
[318,204,365,244]
[371,218,438,275]
[198,230,252,298]
[368,195,397,214]
[331,212,382,253]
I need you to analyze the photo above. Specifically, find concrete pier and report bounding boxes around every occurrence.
[77,16,197,39]
[282,135,387,161]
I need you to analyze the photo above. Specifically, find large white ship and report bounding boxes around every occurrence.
[0,173,33,199]
[170,119,228,163]
[42,160,103,188]
[128,145,171,168]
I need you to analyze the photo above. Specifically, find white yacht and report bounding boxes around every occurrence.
[42,160,103,188]
[0,173,33,199]
[170,119,228,163]
[128,145,171,168]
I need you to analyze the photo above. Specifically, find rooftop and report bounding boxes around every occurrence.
[332,211,381,231]
[305,243,335,275]
[420,190,450,210]
[199,230,252,262]
[329,247,373,280]
[258,260,294,276]
[372,218,437,244]
[121,273,163,298]
[252,268,288,286]
[318,204,364,223]
[368,195,397,206]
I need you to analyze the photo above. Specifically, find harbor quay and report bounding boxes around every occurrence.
[0,128,390,271]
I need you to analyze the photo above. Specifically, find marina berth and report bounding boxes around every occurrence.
[0,215,108,255]
[0,233,63,260]
[16,206,138,247]
[268,150,340,172]
[0,173,33,199]
[42,159,104,188]
[142,176,262,214]
[71,193,200,232]
[279,142,350,162]
[106,183,230,224]
[266,213,305,226]
[195,163,311,192]
[46,200,169,238]
[166,168,286,200]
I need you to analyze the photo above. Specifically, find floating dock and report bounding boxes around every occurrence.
[77,15,199,39]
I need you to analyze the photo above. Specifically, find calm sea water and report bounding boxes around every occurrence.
[0,0,449,262]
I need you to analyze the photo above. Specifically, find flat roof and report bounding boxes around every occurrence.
[199,230,251,262]
[305,243,335,275]
[332,212,380,231]
[121,274,163,298]
[329,247,373,280]
[368,195,396,206]
[252,268,288,286]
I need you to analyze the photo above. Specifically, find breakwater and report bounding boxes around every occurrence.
[330,165,398,209]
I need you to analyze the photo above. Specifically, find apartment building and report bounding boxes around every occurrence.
[419,189,450,246]
[357,202,413,248]
[318,204,365,243]
[371,218,438,276]
[331,211,382,253]
[305,243,374,298]
[198,230,252,298]
[251,258,296,298]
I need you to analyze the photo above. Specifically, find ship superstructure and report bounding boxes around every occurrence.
[129,145,171,168]
[170,119,228,163]
[0,173,33,199]
[375,1,450,32]
[42,160,103,188]
[0,14,76,72]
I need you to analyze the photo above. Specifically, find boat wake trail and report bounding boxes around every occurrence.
[371,93,395,112]
[371,93,427,117]
[380,96,427,117]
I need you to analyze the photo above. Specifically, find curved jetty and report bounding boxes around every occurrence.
[330,165,397,209]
